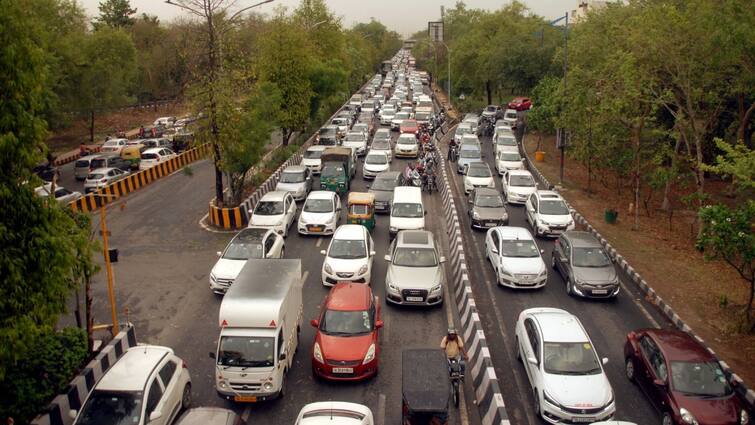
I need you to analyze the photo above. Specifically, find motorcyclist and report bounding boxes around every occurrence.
[440,328,467,375]
[448,138,458,161]
[404,162,415,182]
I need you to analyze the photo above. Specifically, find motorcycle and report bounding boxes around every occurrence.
[448,358,464,408]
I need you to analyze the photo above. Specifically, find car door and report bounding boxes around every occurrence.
[637,335,667,411]
[501,172,510,197]
[144,377,165,425]
[333,193,341,222]
[367,233,375,270]
[286,194,296,226]
[263,234,276,258]
[553,236,569,279]
[522,318,540,385]
[157,359,181,423]
[304,169,312,192]
[526,194,537,226]
[486,229,501,270]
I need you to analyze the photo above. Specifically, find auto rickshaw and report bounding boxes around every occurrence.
[402,349,450,425]
[347,192,375,232]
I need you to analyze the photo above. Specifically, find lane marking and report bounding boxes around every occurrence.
[377,393,386,425]
[301,270,310,286]
[315,237,323,247]
[619,279,661,327]
[241,405,251,422]
[198,213,239,234]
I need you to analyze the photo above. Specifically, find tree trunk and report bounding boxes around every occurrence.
[631,124,644,231]
[737,99,754,147]
[206,8,224,207]
[89,110,95,143]
[661,136,683,211]
[485,80,492,105]
[746,278,754,332]
[85,273,94,353]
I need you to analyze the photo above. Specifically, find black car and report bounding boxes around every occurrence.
[368,171,406,214]
[33,163,60,182]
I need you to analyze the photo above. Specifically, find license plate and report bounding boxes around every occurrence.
[332,367,353,374]
[309,226,323,232]
[592,289,608,294]
[234,395,257,402]
[572,418,595,423]
[485,222,496,227]
[406,296,424,302]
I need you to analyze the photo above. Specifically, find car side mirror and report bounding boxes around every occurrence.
[216,251,222,257]
[540,249,545,254]
[310,319,319,328]
[279,352,287,361]
[149,411,162,422]
[384,254,391,262]
[208,351,216,359]
[69,409,77,420]
[248,209,254,214]
[320,250,327,255]
[439,256,446,263]
[375,320,384,329]
[602,357,609,365]
[653,378,667,388]
[527,356,538,366]
[491,247,498,254]
[370,250,376,256]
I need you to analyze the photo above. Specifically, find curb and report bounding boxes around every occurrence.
[31,325,138,425]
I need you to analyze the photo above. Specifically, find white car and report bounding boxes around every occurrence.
[139,148,177,171]
[153,116,177,127]
[494,133,518,156]
[463,162,495,194]
[84,167,129,193]
[369,139,392,162]
[394,133,419,158]
[342,131,368,156]
[493,123,514,140]
[391,111,411,130]
[495,150,525,174]
[362,151,390,179]
[302,146,327,175]
[71,345,192,425]
[209,227,285,294]
[100,138,128,154]
[298,191,341,236]
[454,123,473,143]
[515,308,615,424]
[320,224,375,286]
[295,402,374,425]
[525,190,576,237]
[35,183,82,205]
[275,165,313,201]
[248,191,297,236]
[502,169,538,205]
[485,226,547,288]
[379,107,396,125]
[502,108,518,127]
[331,117,350,137]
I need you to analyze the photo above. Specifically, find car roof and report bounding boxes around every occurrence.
[644,329,715,362]
[562,231,601,248]
[95,345,171,391]
[333,224,366,240]
[307,146,327,151]
[327,282,373,311]
[282,165,306,173]
[528,309,588,343]
[536,190,563,200]
[508,169,533,177]
[260,190,289,201]
[474,187,499,197]
[467,162,489,170]
[307,190,335,200]
[143,148,165,154]
[496,226,534,241]
[396,230,434,248]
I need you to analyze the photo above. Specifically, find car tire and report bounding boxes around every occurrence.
[181,383,192,410]
[566,279,574,296]
[280,247,285,258]
[662,412,674,425]
[625,357,636,382]
[550,254,556,269]
[533,389,541,417]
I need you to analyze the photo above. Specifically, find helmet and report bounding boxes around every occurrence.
[447,328,457,335]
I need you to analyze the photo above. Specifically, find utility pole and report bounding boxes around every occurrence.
[100,204,119,336]
[545,12,569,185]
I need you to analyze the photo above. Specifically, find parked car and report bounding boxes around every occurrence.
[84,167,129,193]
[384,230,445,306]
[298,191,341,236]
[311,282,382,381]
[502,169,538,205]
[295,402,374,425]
[463,162,495,194]
[275,165,313,201]
[139,148,177,171]
[209,227,284,294]
[495,150,525,174]
[32,163,59,182]
[71,345,192,425]
[302,146,327,175]
[320,225,376,286]
[394,133,419,158]
[552,231,619,298]
[508,96,532,111]
[34,183,82,205]
[369,171,405,214]
[248,191,297,236]
[74,155,103,180]
[525,190,575,237]
[399,119,419,134]
[468,187,508,229]
[362,151,390,179]
[174,408,238,425]
[100,138,128,154]
[485,226,547,288]
[624,328,748,425]
[90,152,131,172]
[153,116,177,127]
[515,308,615,423]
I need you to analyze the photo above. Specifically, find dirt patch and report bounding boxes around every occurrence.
[524,133,755,385]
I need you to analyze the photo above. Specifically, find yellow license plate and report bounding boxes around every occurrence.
[234,395,257,402]
[310,226,323,232]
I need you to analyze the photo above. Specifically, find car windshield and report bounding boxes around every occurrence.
[366,154,387,165]
[321,165,344,178]
[460,149,481,159]
[456,126,471,135]
[223,239,264,260]
[396,112,410,119]
[75,390,142,425]
[319,128,336,136]
[393,247,437,267]
[543,342,602,375]
[217,336,275,368]
[500,240,539,258]
[467,166,491,177]
[372,141,390,150]
[87,173,105,180]
[397,138,416,146]
[500,152,521,161]
[319,309,373,336]
[572,247,611,267]
[75,159,90,168]
[141,153,158,160]
[280,171,305,183]
[509,175,535,187]
[304,198,333,213]
[671,361,732,397]
[392,202,423,218]
[332,119,347,125]
[304,150,323,159]
[497,137,517,146]
[345,136,364,143]
[540,200,570,215]
[254,201,283,215]
[415,112,430,120]
[476,195,504,208]
[328,239,366,259]
[374,132,390,141]
[371,177,396,191]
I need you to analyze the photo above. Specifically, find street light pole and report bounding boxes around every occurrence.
[560,12,568,185]
[99,204,119,335]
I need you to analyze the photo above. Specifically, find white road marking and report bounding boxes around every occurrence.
[315,237,323,247]
[241,405,251,422]
[619,279,661,327]
[377,393,386,425]
[301,270,310,286]
[198,213,240,234]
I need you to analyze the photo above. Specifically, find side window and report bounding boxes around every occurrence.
[490,231,500,251]
[264,235,275,255]
[524,319,540,362]
[158,361,177,386]
[277,328,284,359]
[146,379,163,415]
[532,196,538,212]
[563,239,571,260]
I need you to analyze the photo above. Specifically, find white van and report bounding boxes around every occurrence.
[213,259,303,402]
[389,186,425,238]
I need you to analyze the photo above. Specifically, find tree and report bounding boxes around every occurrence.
[94,0,137,29]
[702,139,755,193]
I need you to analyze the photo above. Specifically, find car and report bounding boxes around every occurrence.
[34,183,82,205]
[494,133,518,156]
[391,111,411,130]
[139,148,177,171]
[482,104,502,120]
[174,408,238,425]
[316,126,340,146]
[379,106,396,125]
[153,116,177,127]
[495,150,525,174]
[71,345,192,425]
[463,162,495,194]
[502,169,538,205]
[384,230,445,306]
[454,122,474,143]
[502,108,519,127]
[515,308,615,424]
[462,113,480,134]
[525,190,576,237]
[342,131,368,156]
[369,171,404,214]
[485,226,547,288]
[399,119,419,134]
[394,133,419,158]
[141,137,173,150]
[457,142,482,174]
[298,190,341,236]
[493,122,515,141]
[311,282,382,381]
[362,151,390,179]
[209,227,284,294]
[414,109,432,126]
[100,138,128,154]
[320,225,376,286]
[552,231,620,298]
[248,191,297,236]
[361,99,377,114]
[89,153,132,172]
[331,117,351,137]
[369,138,392,162]
[508,96,532,111]
[295,402,375,425]
[373,128,392,144]
[74,155,102,180]
[83,167,129,193]
[624,329,748,425]
[302,146,327,175]
[275,165,313,201]
[468,188,508,229]
[353,122,372,138]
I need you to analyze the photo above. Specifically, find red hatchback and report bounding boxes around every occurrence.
[624,328,748,425]
[311,282,382,381]
[507,96,532,111]
[400,119,419,134]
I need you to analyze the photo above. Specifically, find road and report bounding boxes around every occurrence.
[439,120,672,424]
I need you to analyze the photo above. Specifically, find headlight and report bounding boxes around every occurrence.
[210,273,217,283]
[680,408,698,425]
[324,263,333,274]
[390,226,398,232]
[299,215,308,224]
[472,211,480,220]
[313,342,324,363]
[499,267,511,277]
[218,379,227,389]
[263,381,274,391]
[542,391,561,408]
[741,409,749,425]
[362,343,376,364]
[430,283,442,293]
[539,220,551,226]
[358,264,368,276]
[388,282,399,291]
[538,269,547,277]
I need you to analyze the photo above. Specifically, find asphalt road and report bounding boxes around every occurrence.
[439,122,673,424]
[78,127,469,424]
[57,157,88,194]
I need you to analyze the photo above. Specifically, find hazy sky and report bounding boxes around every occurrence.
[79,0,574,36]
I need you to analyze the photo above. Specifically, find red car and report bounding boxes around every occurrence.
[624,328,748,425]
[311,282,382,381]
[507,97,532,111]
[400,119,419,134]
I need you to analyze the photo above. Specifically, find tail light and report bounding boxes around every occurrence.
[182,360,188,369]
[100,179,107,183]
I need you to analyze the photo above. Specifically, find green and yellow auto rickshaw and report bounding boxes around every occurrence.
[347,192,375,232]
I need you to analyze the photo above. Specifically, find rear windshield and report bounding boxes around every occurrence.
[304,150,323,159]
[90,159,107,169]
[75,160,91,168]
[141,153,158,160]
[88,173,105,180]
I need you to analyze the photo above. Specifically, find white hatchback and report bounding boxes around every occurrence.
[209,227,284,294]
[525,190,575,237]
[394,134,418,158]
[298,191,341,236]
[362,151,390,179]
[463,162,495,195]
[320,225,375,286]
[295,402,374,425]
[100,138,128,154]
[139,148,176,171]
[495,150,525,174]
[502,169,538,205]
[248,191,297,236]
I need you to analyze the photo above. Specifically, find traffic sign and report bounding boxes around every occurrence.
[428,21,444,43]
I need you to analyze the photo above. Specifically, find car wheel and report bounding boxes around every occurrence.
[181,383,192,409]
[280,247,285,258]
[625,357,635,382]
[662,412,674,425]
[550,254,556,269]
[566,279,574,296]
[533,389,541,417]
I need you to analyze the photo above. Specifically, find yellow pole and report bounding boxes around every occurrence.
[100,205,119,335]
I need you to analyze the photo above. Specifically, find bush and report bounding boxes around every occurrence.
[0,327,88,424]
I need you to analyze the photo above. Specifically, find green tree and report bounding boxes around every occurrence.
[94,0,137,29]
[702,138,755,192]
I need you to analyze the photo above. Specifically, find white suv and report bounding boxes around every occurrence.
[72,345,192,425]
[525,190,575,237]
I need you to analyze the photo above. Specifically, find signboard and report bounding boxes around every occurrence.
[428,21,444,43]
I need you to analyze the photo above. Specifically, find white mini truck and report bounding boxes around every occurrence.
[213,259,303,402]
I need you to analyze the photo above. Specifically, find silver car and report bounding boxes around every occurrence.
[384,230,445,306]
[552,231,620,298]
[468,188,508,229]
[275,165,312,201]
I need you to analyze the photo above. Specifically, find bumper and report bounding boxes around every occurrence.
[497,274,547,289]
[464,184,494,194]
[395,150,418,158]
[216,387,281,402]
[385,289,443,306]
[374,201,391,214]
[304,164,322,175]
[322,270,370,286]
[506,194,529,204]
[537,223,576,237]
[572,283,620,298]
[362,169,381,179]
[298,222,336,235]
[312,359,378,381]
[471,218,508,229]
[540,399,615,425]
